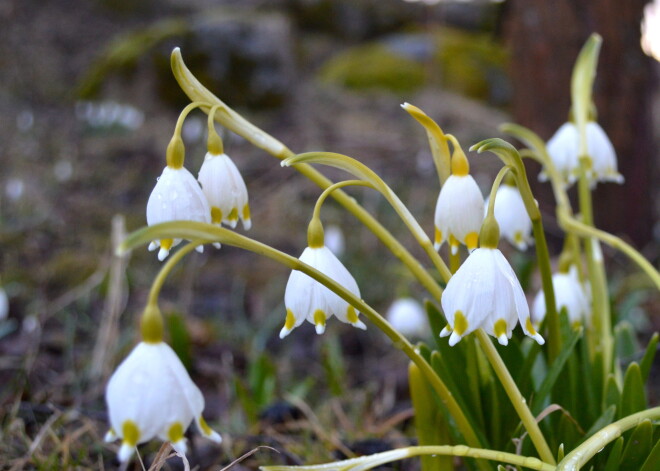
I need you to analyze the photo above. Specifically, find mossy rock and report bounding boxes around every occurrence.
[318,43,426,93]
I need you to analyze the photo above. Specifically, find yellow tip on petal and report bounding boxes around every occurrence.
[453,310,468,336]
[160,238,174,251]
[449,331,462,346]
[493,318,508,339]
[465,232,479,251]
[197,416,222,443]
[121,420,140,448]
[346,306,358,324]
[435,228,443,246]
[211,207,223,224]
[228,207,238,222]
[242,204,251,221]
[313,309,326,334]
[439,326,452,338]
[284,309,296,330]
[167,422,185,443]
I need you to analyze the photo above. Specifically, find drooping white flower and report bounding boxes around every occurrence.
[198,152,251,230]
[146,166,211,261]
[105,341,221,462]
[440,248,544,346]
[544,121,623,186]
[484,184,532,251]
[281,245,366,338]
[324,224,345,257]
[532,266,589,327]
[386,297,428,338]
[434,174,484,255]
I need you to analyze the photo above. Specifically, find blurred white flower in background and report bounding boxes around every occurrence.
[386,297,428,338]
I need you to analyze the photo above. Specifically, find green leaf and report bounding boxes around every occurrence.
[321,335,346,397]
[583,405,616,441]
[425,300,446,347]
[620,419,654,471]
[640,432,660,471]
[603,437,624,471]
[165,311,192,370]
[603,374,620,411]
[639,332,659,383]
[409,363,454,471]
[614,321,639,361]
[620,363,647,418]
[557,443,565,462]
[532,326,583,415]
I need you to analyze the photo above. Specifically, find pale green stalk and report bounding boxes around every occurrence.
[282,152,451,283]
[170,47,446,301]
[119,222,490,469]
[556,407,660,470]
[147,240,204,306]
[261,445,555,471]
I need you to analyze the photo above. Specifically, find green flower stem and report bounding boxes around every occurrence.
[119,222,490,470]
[261,445,555,471]
[556,407,660,470]
[485,166,512,219]
[147,240,205,307]
[206,104,224,155]
[449,250,460,274]
[471,139,561,362]
[170,47,446,301]
[474,330,556,465]
[282,152,451,283]
[312,180,375,222]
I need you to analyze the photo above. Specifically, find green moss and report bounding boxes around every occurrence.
[318,43,426,93]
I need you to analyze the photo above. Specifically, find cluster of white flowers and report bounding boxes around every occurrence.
[147,151,250,261]
[532,266,590,327]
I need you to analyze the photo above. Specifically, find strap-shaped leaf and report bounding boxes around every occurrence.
[619,419,653,471]
[639,431,660,471]
[639,332,659,384]
[620,362,647,418]
[603,437,624,471]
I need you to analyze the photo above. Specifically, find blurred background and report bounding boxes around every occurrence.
[0,0,658,469]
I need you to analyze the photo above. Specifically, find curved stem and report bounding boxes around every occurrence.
[119,222,490,468]
[263,445,555,471]
[174,101,209,137]
[171,48,446,302]
[475,331,556,465]
[206,104,224,154]
[556,407,660,470]
[312,180,374,221]
[486,165,512,219]
[147,240,204,306]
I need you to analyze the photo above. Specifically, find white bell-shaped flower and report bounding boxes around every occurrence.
[484,184,532,251]
[532,266,589,327]
[544,121,623,186]
[440,248,544,346]
[198,152,251,230]
[386,297,428,338]
[434,174,484,255]
[105,341,221,462]
[146,166,211,261]
[281,245,366,338]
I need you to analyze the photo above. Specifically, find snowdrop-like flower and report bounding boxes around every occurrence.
[281,245,366,338]
[198,152,251,230]
[544,121,623,186]
[386,297,428,338]
[440,248,544,346]
[146,166,211,261]
[532,266,589,327]
[434,156,484,254]
[484,184,532,251]
[105,341,221,462]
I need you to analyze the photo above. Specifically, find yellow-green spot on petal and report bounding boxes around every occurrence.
[122,420,140,447]
[167,422,185,443]
[525,317,538,336]
[242,204,251,220]
[449,234,459,248]
[198,415,213,436]
[514,231,523,245]
[228,208,238,222]
[160,238,174,251]
[313,309,326,327]
[284,309,296,330]
[435,227,443,244]
[465,232,479,250]
[493,319,508,338]
[453,311,468,336]
[346,306,358,324]
[211,207,223,224]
